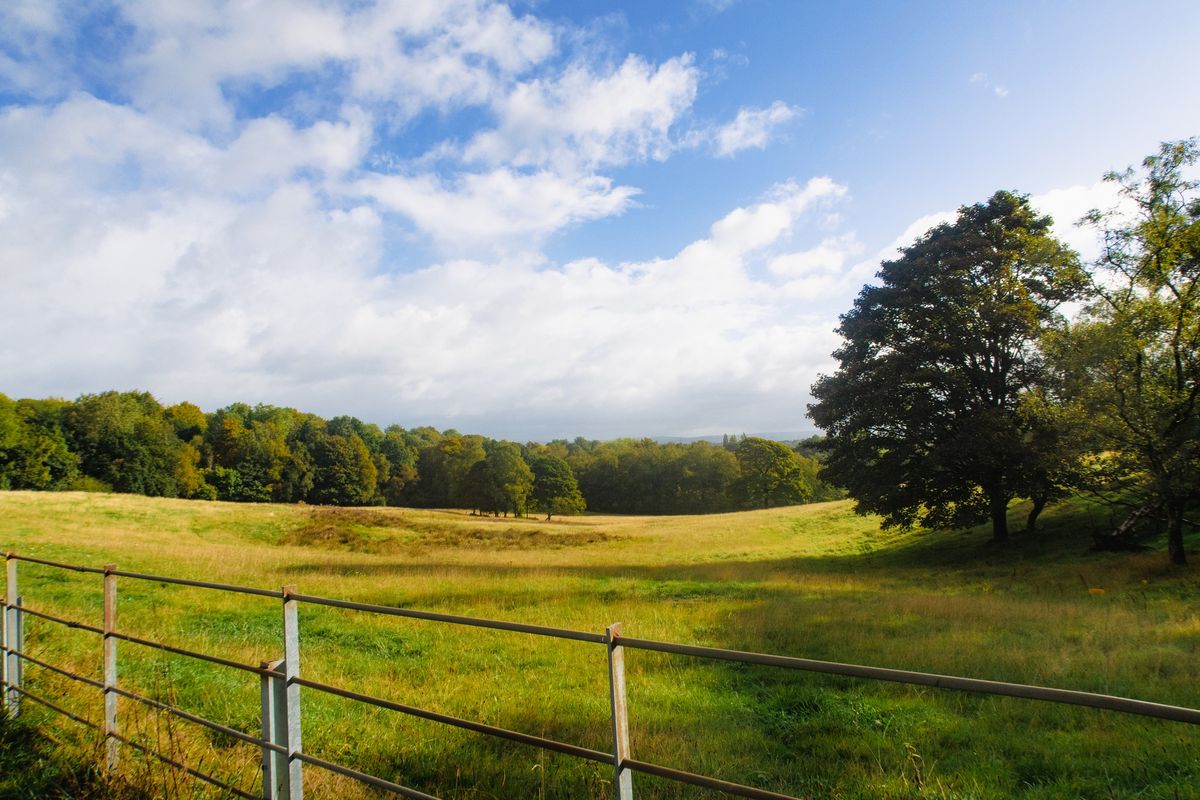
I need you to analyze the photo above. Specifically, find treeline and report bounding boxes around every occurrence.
[0,391,839,516]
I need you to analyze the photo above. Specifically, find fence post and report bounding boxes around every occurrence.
[103,564,118,771]
[606,623,633,800]
[261,658,288,800]
[1,561,6,703]
[15,595,23,708]
[5,555,19,717]
[282,586,303,800]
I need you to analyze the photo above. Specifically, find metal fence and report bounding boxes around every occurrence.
[2,551,1198,800]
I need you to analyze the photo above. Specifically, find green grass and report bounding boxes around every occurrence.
[0,712,128,799]
[0,490,1197,799]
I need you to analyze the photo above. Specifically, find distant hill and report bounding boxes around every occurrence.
[653,431,820,445]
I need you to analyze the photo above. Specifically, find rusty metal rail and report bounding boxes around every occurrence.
[10,682,100,730]
[10,682,259,800]
[3,551,1198,800]
[283,671,612,764]
[10,648,103,690]
[18,604,105,635]
[288,591,608,643]
[616,636,1200,726]
[294,751,439,800]
[110,628,274,676]
[111,684,285,753]
[110,730,260,800]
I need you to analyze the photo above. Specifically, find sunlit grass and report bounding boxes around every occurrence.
[1,490,1197,798]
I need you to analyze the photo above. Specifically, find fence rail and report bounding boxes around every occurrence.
[2,551,1198,800]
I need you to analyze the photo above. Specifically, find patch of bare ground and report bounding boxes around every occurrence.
[303,506,402,527]
[280,507,407,551]
[418,527,618,550]
[281,506,619,551]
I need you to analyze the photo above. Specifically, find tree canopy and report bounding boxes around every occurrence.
[1048,138,1200,563]
[0,391,828,517]
[810,191,1084,541]
[732,437,811,509]
[529,454,586,520]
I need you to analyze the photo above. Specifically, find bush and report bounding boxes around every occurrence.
[61,476,112,493]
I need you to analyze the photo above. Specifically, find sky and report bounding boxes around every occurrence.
[2,1,1199,441]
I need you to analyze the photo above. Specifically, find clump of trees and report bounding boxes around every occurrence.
[812,138,1199,564]
[810,191,1085,542]
[1047,139,1199,563]
[0,391,837,517]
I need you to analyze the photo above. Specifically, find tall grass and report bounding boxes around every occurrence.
[1,490,1197,798]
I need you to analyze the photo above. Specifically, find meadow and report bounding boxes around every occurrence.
[0,490,1197,799]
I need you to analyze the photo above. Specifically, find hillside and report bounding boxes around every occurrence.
[0,491,1196,798]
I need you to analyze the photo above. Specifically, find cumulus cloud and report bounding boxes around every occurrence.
[0,0,795,261]
[712,101,801,156]
[94,0,558,130]
[463,54,699,171]
[353,169,639,251]
[2,0,1120,439]
[0,97,854,438]
[1030,180,1122,262]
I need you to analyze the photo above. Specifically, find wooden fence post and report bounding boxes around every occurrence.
[261,658,288,800]
[103,564,118,771]
[5,555,19,716]
[282,586,303,800]
[606,623,633,800]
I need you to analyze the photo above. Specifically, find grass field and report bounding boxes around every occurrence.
[0,490,1197,799]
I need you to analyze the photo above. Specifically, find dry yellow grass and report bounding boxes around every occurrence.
[1,490,1197,799]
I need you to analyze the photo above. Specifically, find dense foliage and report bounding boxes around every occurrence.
[1047,138,1200,563]
[0,391,837,516]
[810,191,1085,541]
[812,139,1198,563]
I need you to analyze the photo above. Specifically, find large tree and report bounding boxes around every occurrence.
[732,437,811,509]
[310,433,378,506]
[483,441,535,516]
[0,395,78,490]
[529,454,586,520]
[1049,139,1200,564]
[810,191,1084,541]
[65,391,184,496]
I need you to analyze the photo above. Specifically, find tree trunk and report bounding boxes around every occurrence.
[989,488,1009,543]
[1025,494,1047,534]
[1167,501,1187,565]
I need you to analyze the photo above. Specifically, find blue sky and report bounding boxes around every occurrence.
[1,1,1198,440]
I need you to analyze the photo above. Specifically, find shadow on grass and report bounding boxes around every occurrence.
[282,496,1196,595]
[0,712,123,800]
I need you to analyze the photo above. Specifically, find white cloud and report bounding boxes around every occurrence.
[880,210,958,257]
[2,1,557,131]
[708,177,844,252]
[0,0,799,260]
[353,168,639,251]
[344,0,556,118]
[0,98,852,437]
[0,2,71,98]
[969,71,1008,98]
[1,0,946,438]
[1031,180,1122,262]
[462,54,699,171]
[769,234,864,277]
[713,101,801,157]
[871,182,1123,271]
[0,94,370,199]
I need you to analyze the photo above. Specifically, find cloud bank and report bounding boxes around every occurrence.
[0,1,1113,439]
